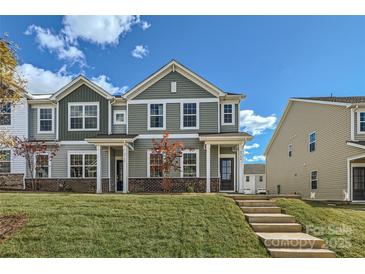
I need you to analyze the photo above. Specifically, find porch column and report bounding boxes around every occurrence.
[96,145,102,194]
[238,144,244,193]
[123,144,129,193]
[206,143,211,193]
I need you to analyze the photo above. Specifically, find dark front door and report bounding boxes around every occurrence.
[220,158,234,191]
[116,160,123,192]
[353,167,365,200]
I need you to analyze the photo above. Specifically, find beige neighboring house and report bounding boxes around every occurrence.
[265,96,365,201]
[243,164,266,194]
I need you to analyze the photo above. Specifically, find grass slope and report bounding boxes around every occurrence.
[0,193,268,258]
[276,198,365,258]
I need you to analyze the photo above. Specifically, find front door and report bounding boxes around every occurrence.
[220,158,234,191]
[353,167,365,200]
[116,160,123,192]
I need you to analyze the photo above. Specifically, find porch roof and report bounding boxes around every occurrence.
[199,132,252,144]
[347,141,365,150]
[85,134,138,145]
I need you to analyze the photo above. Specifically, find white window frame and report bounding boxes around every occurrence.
[37,107,54,134]
[0,149,11,173]
[113,110,126,125]
[310,170,318,190]
[0,103,11,126]
[221,103,235,125]
[147,149,164,178]
[67,151,97,178]
[33,153,51,178]
[288,144,293,158]
[357,110,365,134]
[180,149,200,178]
[68,102,100,131]
[309,131,316,152]
[147,103,166,130]
[180,102,199,130]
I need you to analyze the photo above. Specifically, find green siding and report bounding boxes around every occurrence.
[29,107,57,140]
[59,84,109,140]
[134,71,215,99]
[221,103,240,132]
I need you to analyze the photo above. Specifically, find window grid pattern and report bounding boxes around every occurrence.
[309,132,316,152]
[70,154,97,178]
[311,171,318,190]
[0,103,11,126]
[183,152,197,177]
[150,153,163,177]
[39,108,53,132]
[149,104,164,128]
[223,104,233,124]
[70,104,98,130]
[183,103,197,128]
[35,154,49,178]
[0,150,11,173]
[360,112,365,132]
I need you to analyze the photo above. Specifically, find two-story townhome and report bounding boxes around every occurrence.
[0,60,252,193]
[265,96,365,202]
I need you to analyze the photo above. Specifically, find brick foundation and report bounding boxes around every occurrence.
[0,173,24,190]
[128,178,220,193]
[24,178,110,193]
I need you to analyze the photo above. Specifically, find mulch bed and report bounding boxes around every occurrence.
[0,214,27,242]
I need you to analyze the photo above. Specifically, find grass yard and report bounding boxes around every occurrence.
[0,193,268,258]
[275,198,365,258]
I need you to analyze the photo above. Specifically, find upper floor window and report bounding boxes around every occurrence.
[310,171,318,190]
[245,176,250,182]
[113,110,126,125]
[68,152,97,178]
[0,103,11,126]
[288,144,293,157]
[35,154,50,178]
[222,104,235,125]
[38,108,54,133]
[259,176,263,182]
[148,151,163,177]
[181,149,199,177]
[358,112,365,133]
[181,103,199,129]
[68,103,99,131]
[0,150,11,173]
[309,131,316,152]
[148,103,165,130]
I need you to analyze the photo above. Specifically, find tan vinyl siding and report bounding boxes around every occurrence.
[221,103,240,132]
[112,105,127,134]
[354,111,365,141]
[266,101,364,200]
[29,107,57,140]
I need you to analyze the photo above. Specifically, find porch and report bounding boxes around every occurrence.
[348,153,365,201]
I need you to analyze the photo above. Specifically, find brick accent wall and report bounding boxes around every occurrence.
[24,178,110,193]
[0,173,24,190]
[129,178,220,193]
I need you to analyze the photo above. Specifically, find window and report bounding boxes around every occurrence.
[35,154,50,178]
[181,150,199,177]
[259,176,263,182]
[309,132,316,152]
[358,112,365,133]
[246,176,250,182]
[310,171,318,190]
[69,103,99,131]
[181,103,198,129]
[222,104,235,125]
[0,103,11,126]
[113,110,126,125]
[0,150,11,173]
[38,108,53,133]
[148,103,165,130]
[171,82,177,93]
[69,152,97,178]
[148,151,163,177]
[288,144,293,157]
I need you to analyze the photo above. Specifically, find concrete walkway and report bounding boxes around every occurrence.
[231,196,336,258]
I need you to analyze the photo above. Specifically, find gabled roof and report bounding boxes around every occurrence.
[50,75,113,101]
[294,96,365,104]
[123,60,227,100]
[244,164,266,174]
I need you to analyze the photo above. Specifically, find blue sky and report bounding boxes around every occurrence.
[1,16,365,162]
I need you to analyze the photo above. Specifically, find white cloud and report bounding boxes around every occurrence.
[245,143,260,150]
[140,21,151,30]
[246,155,266,162]
[132,45,149,59]
[91,75,128,95]
[240,110,277,136]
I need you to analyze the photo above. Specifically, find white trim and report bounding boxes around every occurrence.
[290,98,351,107]
[308,131,317,152]
[138,134,198,139]
[60,141,89,145]
[180,149,200,178]
[356,109,365,134]
[217,101,220,133]
[123,145,129,193]
[347,142,365,150]
[56,102,59,140]
[219,153,236,192]
[108,147,111,191]
[129,98,218,104]
[351,108,355,141]
[347,154,365,201]
[126,102,129,134]
[68,102,100,131]
[37,107,55,134]
[180,102,199,130]
[115,156,123,193]
[33,152,51,178]
[113,110,126,125]
[310,170,318,191]
[67,150,97,179]
[206,145,210,192]
[108,101,112,135]
[221,103,235,126]
[147,103,166,131]
[96,145,102,193]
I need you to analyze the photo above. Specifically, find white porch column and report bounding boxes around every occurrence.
[206,144,211,193]
[123,144,129,193]
[238,144,244,193]
[96,145,102,194]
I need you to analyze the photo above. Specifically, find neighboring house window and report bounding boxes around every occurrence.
[148,151,163,177]
[38,108,53,133]
[69,152,97,178]
[222,104,235,125]
[181,149,199,177]
[246,176,250,182]
[0,103,11,126]
[358,112,365,133]
[259,176,263,182]
[310,171,318,190]
[288,144,293,157]
[69,103,99,131]
[35,154,50,178]
[148,103,165,130]
[113,110,126,125]
[181,103,199,129]
[309,132,316,152]
[0,150,11,173]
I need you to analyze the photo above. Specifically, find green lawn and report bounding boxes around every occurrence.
[275,198,365,258]
[0,193,268,258]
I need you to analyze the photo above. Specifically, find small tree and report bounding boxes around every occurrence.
[12,137,59,190]
[151,131,185,192]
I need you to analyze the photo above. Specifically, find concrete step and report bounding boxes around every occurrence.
[256,232,326,249]
[245,213,296,223]
[236,200,276,207]
[250,223,302,233]
[268,248,336,258]
[241,206,282,214]
[229,195,270,201]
